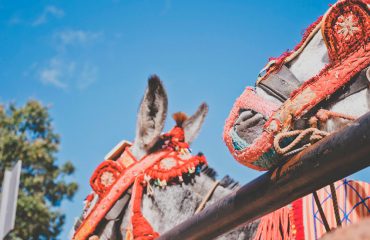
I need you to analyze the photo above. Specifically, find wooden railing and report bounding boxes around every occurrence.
[158,111,370,240]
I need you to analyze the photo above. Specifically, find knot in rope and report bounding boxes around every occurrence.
[274,110,356,156]
[274,128,329,155]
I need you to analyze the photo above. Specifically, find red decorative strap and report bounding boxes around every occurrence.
[126,176,159,240]
[75,122,208,239]
[74,150,171,240]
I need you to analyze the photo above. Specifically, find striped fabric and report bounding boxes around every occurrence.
[302,179,370,240]
[253,179,370,240]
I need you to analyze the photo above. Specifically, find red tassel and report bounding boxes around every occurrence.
[128,176,159,240]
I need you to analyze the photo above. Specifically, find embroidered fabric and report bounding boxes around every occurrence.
[74,124,207,239]
[224,0,370,171]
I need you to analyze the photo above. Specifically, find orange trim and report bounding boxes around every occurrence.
[73,150,171,240]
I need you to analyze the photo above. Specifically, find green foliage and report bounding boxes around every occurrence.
[0,100,78,240]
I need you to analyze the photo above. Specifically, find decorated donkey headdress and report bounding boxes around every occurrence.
[73,76,209,240]
[223,0,370,239]
[224,0,369,171]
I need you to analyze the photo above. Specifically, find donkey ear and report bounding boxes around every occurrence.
[134,75,168,151]
[183,103,209,144]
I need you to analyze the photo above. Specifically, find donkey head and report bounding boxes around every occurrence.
[224,0,370,171]
[73,75,210,240]
[130,75,208,160]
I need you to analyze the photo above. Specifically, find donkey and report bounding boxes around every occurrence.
[72,76,257,240]
[223,0,369,239]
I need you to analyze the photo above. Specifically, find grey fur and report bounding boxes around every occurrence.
[131,75,168,159]
[118,173,256,239]
[183,103,209,144]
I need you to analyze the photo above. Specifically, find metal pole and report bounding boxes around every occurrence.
[158,112,370,240]
[0,160,22,240]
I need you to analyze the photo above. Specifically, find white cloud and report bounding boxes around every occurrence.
[36,29,101,90]
[32,5,64,26]
[39,58,70,89]
[56,30,101,47]
[39,57,98,90]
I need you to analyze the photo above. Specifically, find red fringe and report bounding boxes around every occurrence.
[253,205,294,240]
[294,16,323,52]
[266,15,323,75]
[146,154,207,182]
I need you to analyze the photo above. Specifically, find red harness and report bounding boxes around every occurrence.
[224,0,369,171]
[73,126,207,240]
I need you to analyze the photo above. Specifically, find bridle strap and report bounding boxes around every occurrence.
[259,66,369,105]
[335,67,369,101]
[258,65,301,102]
[73,150,171,240]
[194,180,220,214]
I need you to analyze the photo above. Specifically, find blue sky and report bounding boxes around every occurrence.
[1,0,369,239]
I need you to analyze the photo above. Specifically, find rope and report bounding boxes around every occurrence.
[315,109,356,122]
[274,128,329,155]
[194,181,220,214]
[329,183,342,227]
[313,191,331,233]
[273,109,355,236]
[275,109,356,156]
[282,144,310,158]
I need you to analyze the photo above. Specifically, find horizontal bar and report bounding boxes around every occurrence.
[158,111,370,240]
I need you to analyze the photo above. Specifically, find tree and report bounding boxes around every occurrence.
[0,100,78,240]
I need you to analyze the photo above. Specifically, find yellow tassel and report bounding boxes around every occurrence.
[125,229,133,240]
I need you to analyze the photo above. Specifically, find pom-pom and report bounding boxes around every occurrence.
[172,112,188,126]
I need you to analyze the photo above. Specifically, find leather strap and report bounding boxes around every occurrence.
[258,65,301,102]
[336,67,369,101]
[259,65,369,106]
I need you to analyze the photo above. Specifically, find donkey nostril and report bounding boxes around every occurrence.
[235,110,254,125]
[232,110,267,146]
[240,113,264,128]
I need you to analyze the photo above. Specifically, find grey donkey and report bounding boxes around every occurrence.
[72,76,257,240]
